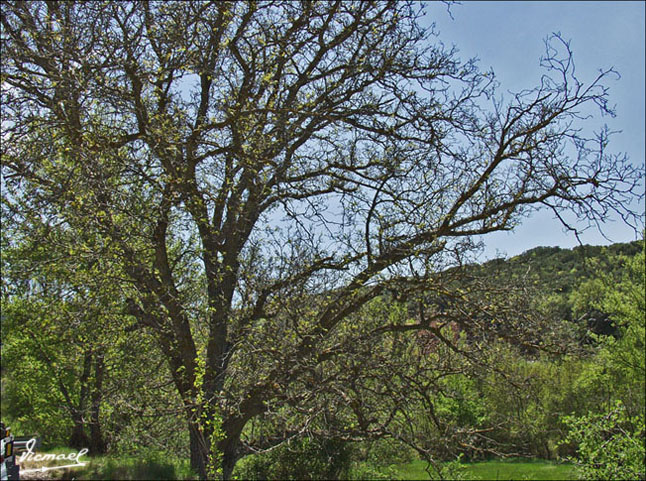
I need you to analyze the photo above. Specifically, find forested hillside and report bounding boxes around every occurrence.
[477,241,642,295]
[471,241,643,336]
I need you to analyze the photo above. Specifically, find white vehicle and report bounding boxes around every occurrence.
[0,423,19,481]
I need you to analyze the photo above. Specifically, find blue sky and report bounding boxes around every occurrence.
[423,1,645,258]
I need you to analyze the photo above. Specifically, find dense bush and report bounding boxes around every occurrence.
[233,436,352,480]
[560,243,645,479]
[562,401,645,480]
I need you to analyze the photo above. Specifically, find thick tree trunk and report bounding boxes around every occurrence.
[89,355,106,454]
[69,351,92,449]
[69,420,90,449]
[220,439,239,481]
[88,412,105,454]
[189,422,209,479]
[187,416,243,480]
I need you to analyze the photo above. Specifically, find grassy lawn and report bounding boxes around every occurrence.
[393,458,577,480]
[16,449,576,480]
[16,449,195,480]
[69,454,195,480]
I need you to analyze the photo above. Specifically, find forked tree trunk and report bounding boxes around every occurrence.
[188,418,242,480]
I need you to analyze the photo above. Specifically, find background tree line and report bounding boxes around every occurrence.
[2,238,644,479]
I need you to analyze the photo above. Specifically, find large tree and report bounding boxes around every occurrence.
[1,1,642,478]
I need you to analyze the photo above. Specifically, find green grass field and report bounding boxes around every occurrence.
[17,448,577,480]
[16,449,195,480]
[393,459,577,480]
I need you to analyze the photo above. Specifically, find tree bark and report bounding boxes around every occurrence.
[189,422,209,479]
[187,410,246,480]
[220,437,240,481]
[89,355,106,454]
[69,351,92,449]
[69,420,90,450]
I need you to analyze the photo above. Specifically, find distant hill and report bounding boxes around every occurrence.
[464,240,643,337]
[476,240,642,296]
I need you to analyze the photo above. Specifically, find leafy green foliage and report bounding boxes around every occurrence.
[233,437,352,480]
[558,241,645,479]
[393,240,645,465]
[0,225,187,455]
[475,241,642,337]
[562,401,645,480]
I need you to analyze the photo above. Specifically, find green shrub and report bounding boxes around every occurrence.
[347,438,415,480]
[233,436,352,480]
[348,461,399,480]
[561,400,645,480]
